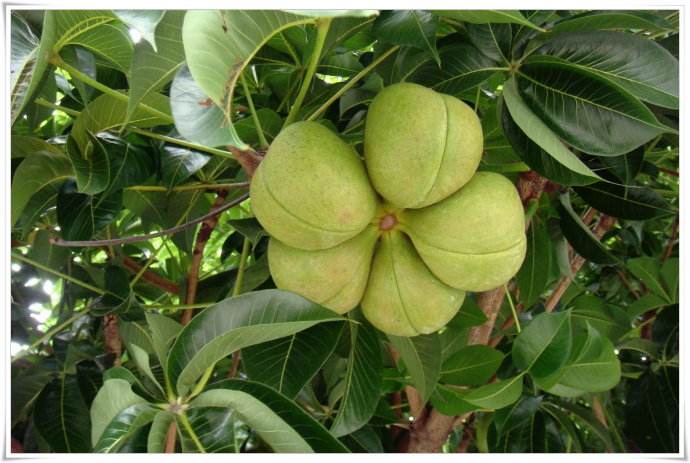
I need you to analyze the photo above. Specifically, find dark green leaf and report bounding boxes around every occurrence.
[242,322,343,398]
[208,379,349,452]
[574,182,671,220]
[517,63,670,156]
[160,146,210,189]
[341,425,383,453]
[167,289,343,395]
[558,193,617,265]
[434,10,544,31]
[440,345,504,386]
[463,375,524,410]
[373,10,440,64]
[11,366,53,426]
[330,322,383,437]
[512,311,572,379]
[90,266,139,316]
[550,10,673,34]
[56,179,122,241]
[388,333,441,402]
[465,23,512,64]
[516,219,553,307]
[627,257,672,302]
[493,395,542,434]
[94,403,157,453]
[447,296,487,329]
[90,378,148,447]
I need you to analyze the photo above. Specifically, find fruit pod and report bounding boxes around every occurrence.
[364,82,483,209]
[250,121,378,251]
[361,230,465,337]
[268,226,379,314]
[400,172,527,292]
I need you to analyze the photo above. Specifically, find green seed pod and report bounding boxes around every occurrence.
[250,121,378,250]
[268,226,379,314]
[364,82,483,209]
[400,172,527,292]
[361,230,465,336]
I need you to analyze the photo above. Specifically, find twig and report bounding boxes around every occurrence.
[164,421,177,453]
[181,190,230,325]
[50,193,249,248]
[122,255,180,294]
[103,314,122,366]
[661,216,679,262]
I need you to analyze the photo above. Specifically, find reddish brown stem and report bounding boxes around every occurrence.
[661,216,679,262]
[122,255,180,294]
[103,314,122,366]
[181,190,230,325]
[164,421,177,453]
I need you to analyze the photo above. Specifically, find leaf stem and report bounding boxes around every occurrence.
[232,238,251,297]
[33,98,236,160]
[307,45,400,122]
[125,182,249,193]
[12,308,91,362]
[240,72,269,148]
[11,252,106,295]
[178,412,206,453]
[187,366,214,401]
[147,302,212,311]
[51,54,174,124]
[504,283,521,333]
[284,18,332,126]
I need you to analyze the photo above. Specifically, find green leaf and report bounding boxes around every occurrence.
[626,293,669,319]
[209,379,349,452]
[434,10,545,31]
[90,266,139,317]
[411,42,504,95]
[243,322,343,399]
[11,144,73,225]
[532,31,678,109]
[430,384,475,415]
[573,182,672,220]
[341,425,383,453]
[493,395,542,434]
[373,10,440,64]
[33,375,92,452]
[465,23,512,64]
[11,366,54,426]
[125,11,185,124]
[26,229,70,277]
[440,345,504,386]
[447,296,487,329]
[330,322,384,437]
[167,289,343,395]
[516,219,553,307]
[71,91,171,159]
[170,65,237,147]
[502,77,601,182]
[94,403,158,453]
[517,63,670,156]
[114,10,165,50]
[190,388,312,452]
[90,378,148,446]
[179,407,237,453]
[10,13,40,123]
[549,10,673,34]
[234,108,284,145]
[627,257,672,302]
[545,399,615,450]
[285,10,378,18]
[569,294,630,342]
[146,410,175,452]
[547,324,621,395]
[160,146,210,189]
[512,311,572,379]
[463,375,524,410]
[182,10,314,147]
[56,179,122,241]
[388,333,441,402]
[146,313,182,366]
[558,193,617,265]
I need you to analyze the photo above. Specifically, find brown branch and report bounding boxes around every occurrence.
[616,269,641,299]
[658,166,679,177]
[407,172,549,453]
[181,190,230,325]
[50,192,249,248]
[228,146,264,178]
[122,255,180,294]
[661,216,679,262]
[543,214,616,313]
[103,314,122,366]
[164,421,177,453]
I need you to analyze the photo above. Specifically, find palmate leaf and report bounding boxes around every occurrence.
[242,322,343,399]
[125,11,185,124]
[532,31,678,109]
[388,333,441,403]
[516,63,671,156]
[167,289,343,395]
[502,77,601,183]
[189,389,312,452]
[181,10,314,148]
[208,379,349,452]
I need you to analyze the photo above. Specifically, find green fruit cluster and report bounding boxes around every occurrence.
[250,83,526,337]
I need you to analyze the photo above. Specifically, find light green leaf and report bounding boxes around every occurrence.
[440,345,504,386]
[146,313,182,366]
[516,219,553,307]
[10,14,40,123]
[167,289,343,395]
[388,333,441,403]
[463,375,524,410]
[147,411,176,453]
[94,403,158,453]
[549,10,673,34]
[330,322,383,437]
[114,10,165,50]
[11,145,73,226]
[190,388,312,452]
[434,10,545,31]
[90,378,147,446]
[285,10,378,18]
[502,77,601,181]
[126,11,185,124]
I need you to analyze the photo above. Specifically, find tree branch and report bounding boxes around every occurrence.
[122,255,180,294]
[50,193,249,248]
[181,190,230,325]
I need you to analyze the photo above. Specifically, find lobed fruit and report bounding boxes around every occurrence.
[364,82,483,209]
[250,85,526,337]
